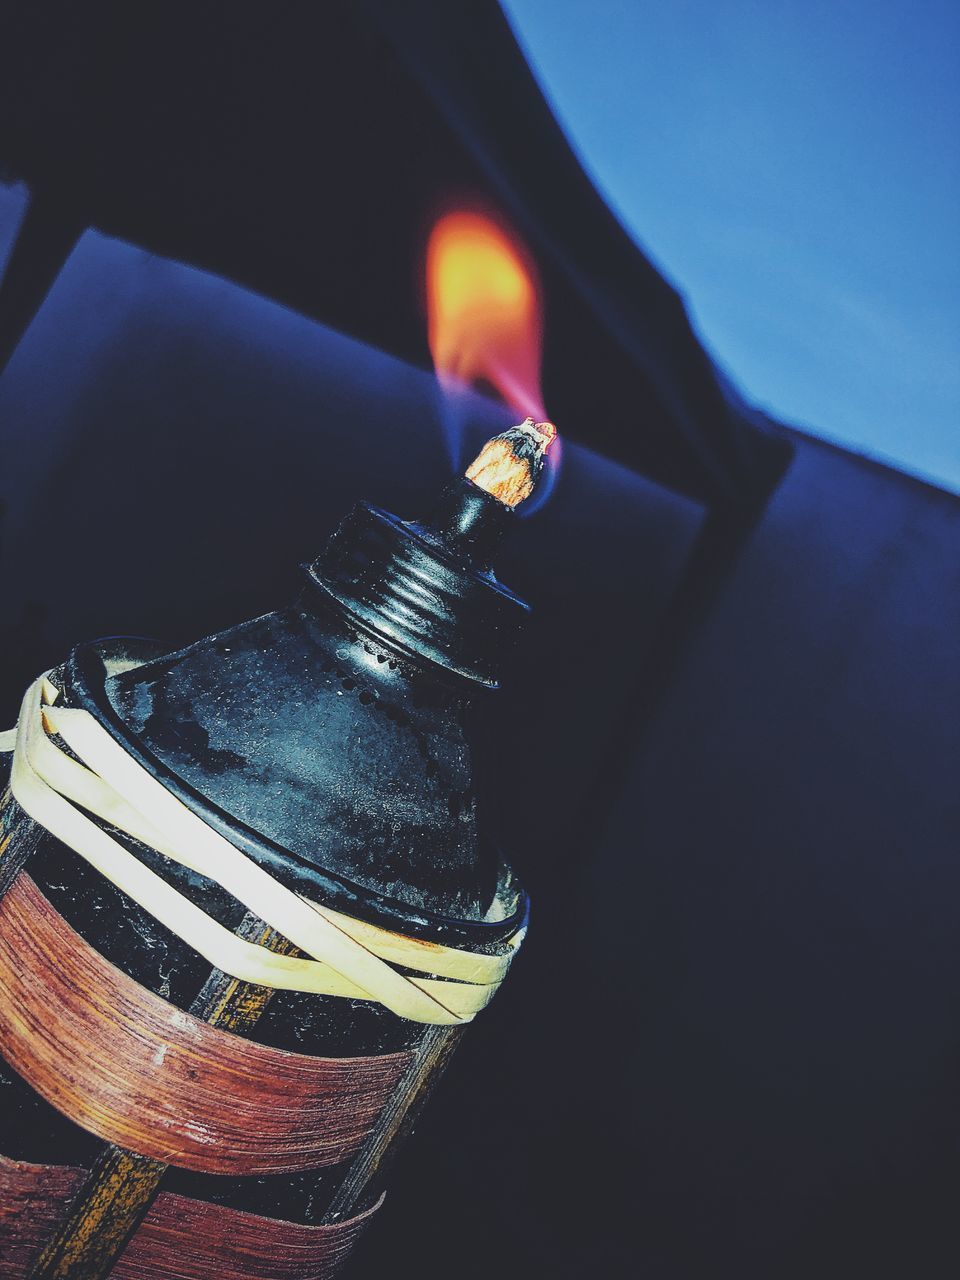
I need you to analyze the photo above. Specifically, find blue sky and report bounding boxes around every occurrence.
[502,0,960,492]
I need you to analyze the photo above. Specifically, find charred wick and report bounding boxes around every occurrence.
[464,417,556,509]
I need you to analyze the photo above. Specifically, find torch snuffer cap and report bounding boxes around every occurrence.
[464,417,556,509]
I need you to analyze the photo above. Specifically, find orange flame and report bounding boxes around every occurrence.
[427,211,546,421]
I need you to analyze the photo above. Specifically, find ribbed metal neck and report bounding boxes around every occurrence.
[306,481,529,688]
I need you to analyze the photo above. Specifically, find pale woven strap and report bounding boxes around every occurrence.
[2,674,523,1024]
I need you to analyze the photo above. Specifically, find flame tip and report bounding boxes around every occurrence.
[427,209,546,427]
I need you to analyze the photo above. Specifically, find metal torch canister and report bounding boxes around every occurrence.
[0,423,552,1278]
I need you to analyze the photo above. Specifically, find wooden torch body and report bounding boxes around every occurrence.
[0,475,530,1279]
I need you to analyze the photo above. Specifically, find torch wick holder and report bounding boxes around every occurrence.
[423,476,512,564]
[305,477,528,689]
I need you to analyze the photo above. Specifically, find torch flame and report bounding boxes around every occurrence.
[427,211,546,421]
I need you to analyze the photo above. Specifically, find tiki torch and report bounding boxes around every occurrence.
[0,414,555,1279]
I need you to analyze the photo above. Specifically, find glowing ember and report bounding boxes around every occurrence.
[465,418,556,508]
[426,211,546,421]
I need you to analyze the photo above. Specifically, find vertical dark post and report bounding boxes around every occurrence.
[569,444,793,860]
[0,188,84,374]
[321,1025,464,1224]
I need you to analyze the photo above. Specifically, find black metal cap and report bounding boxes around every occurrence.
[60,477,531,942]
[306,478,530,689]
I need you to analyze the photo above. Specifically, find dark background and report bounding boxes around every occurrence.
[1,4,958,1277]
